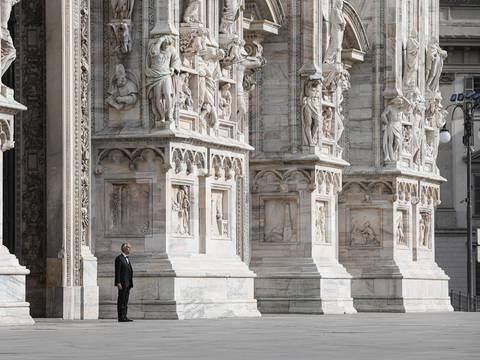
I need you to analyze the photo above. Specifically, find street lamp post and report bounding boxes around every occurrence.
[442,92,480,311]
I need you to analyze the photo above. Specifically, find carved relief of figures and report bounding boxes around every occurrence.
[109,0,135,54]
[316,203,327,243]
[221,36,246,69]
[0,0,21,80]
[382,96,410,162]
[183,0,201,24]
[111,0,134,19]
[403,31,419,89]
[146,35,181,125]
[350,221,379,247]
[324,0,346,64]
[264,199,298,243]
[419,213,431,247]
[220,0,242,35]
[211,191,228,237]
[178,72,194,111]
[402,126,412,154]
[106,64,139,111]
[180,28,209,69]
[322,106,334,139]
[396,211,407,245]
[172,186,191,235]
[302,79,323,146]
[219,83,233,121]
[426,42,448,95]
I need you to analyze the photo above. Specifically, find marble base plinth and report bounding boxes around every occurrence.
[0,246,34,325]
[98,255,260,320]
[252,257,356,314]
[347,261,453,313]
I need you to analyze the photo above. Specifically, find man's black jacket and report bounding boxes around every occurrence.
[114,254,133,289]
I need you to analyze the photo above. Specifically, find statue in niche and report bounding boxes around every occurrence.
[351,221,379,246]
[172,186,191,235]
[219,83,233,121]
[412,94,426,165]
[106,64,139,111]
[335,68,350,143]
[382,96,410,162]
[222,36,246,69]
[111,0,135,20]
[426,42,448,95]
[322,106,334,139]
[302,79,323,146]
[316,203,327,243]
[396,212,406,245]
[183,0,201,24]
[110,21,132,54]
[403,30,419,89]
[181,28,210,69]
[0,0,21,81]
[323,0,346,64]
[220,0,242,35]
[402,126,412,154]
[420,214,431,247]
[198,42,225,130]
[178,72,194,111]
[430,96,447,162]
[146,35,181,124]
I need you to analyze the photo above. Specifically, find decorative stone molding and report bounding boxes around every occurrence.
[95,147,166,175]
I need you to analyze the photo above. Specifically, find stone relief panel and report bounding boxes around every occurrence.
[315,201,330,244]
[348,209,382,248]
[211,189,229,239]
[171,185,192,236]
[419,211,432,249]
[263,198,298,243]
[395,209,408,247]
[109,0,135,54]
[104,180,152,237]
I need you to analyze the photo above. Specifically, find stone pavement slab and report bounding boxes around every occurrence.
[0,313,479,360]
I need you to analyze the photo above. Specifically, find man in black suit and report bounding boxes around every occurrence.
[115,243,133,322]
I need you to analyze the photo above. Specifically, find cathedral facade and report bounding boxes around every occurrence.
[0,0,453,323]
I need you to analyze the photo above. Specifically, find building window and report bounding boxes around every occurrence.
[464,77,480,93]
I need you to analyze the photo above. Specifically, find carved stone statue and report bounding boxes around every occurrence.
[421,214,431,247]
[178,72,194,111]
[1,0,21,81]
[110,21,132,54]
[221,36,246,69]
[183,0,201,24]
[219,83,233,121]
[302,79,323,146]
[396,212,406,245]
[111,0,135,20]
[426,42,448,94]
[351,221,378,246]
[404,31,419,89]
[316,203,326,243]
[145,35,181,124]
[106,64,139,111]
[220,0,242,35]
[412,94,426,165]
[198,44,225,130]
[322,106,334,139]
[324,0,346,64]
[382,96,409,162]
[173,186,191,235]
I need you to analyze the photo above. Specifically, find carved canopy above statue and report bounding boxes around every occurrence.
[244,0,286,35]
[342,1,369,64]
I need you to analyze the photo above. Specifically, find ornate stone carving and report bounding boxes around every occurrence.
[419,212,431,248]
[211,190,229,238]
[264,199,298,243]
[324,0,346,64]
[178,72,194,111]
[302,79,322,146]
[382,96,410,162]
[145,35,181,126]
[0,118,13,151]
[219,83,232,121]
[403,30,419,90]
[183,0,202,24]
[172,185,191,236]
[106,64,139,111]
[349,209,381,247]
[396,210,407,246]
[220,0,242,35]
[315,202,328,243]
[425,42,448,96]
[0,0,20,81]
[109,1,135,54]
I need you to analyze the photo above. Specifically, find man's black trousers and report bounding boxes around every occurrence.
[117,288,131,320]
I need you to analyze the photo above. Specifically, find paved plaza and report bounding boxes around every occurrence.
[0,313,479,360]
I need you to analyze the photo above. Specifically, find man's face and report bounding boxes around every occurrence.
[123,245,131,255]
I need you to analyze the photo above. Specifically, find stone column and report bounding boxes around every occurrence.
[0,88,33,325]
[339,0,452,312]
[249,0,356,314]
[45,0,98,320]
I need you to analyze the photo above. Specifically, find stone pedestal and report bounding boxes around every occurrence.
[0,89,34,325]
[250,164,356,314]
[339,176,452,312]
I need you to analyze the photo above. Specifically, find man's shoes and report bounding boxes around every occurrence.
[125,318,134,322]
